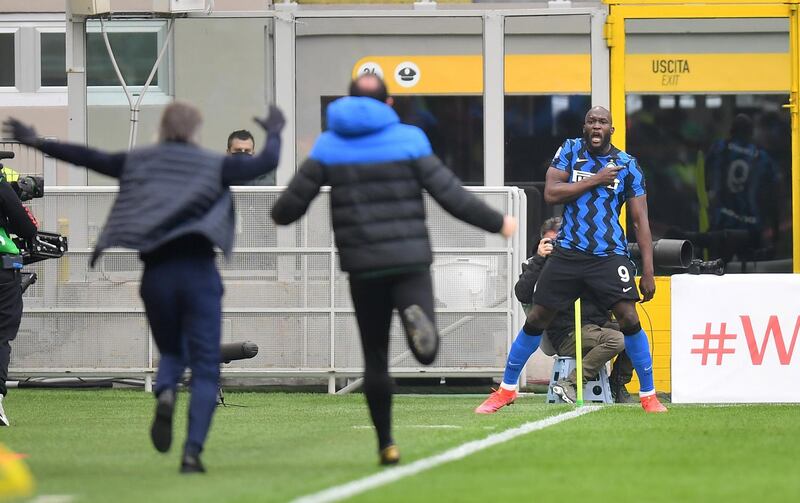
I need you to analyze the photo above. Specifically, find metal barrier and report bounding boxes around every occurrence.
[10,186,526,391]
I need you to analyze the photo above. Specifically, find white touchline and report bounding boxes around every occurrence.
[292,406,601,503]
[30,496,75,503]
[352,425,462,430]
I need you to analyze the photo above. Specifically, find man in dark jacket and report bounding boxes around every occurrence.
[4,102,284,473]
[272,75,516,466]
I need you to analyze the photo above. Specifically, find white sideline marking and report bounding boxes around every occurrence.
[293,406,600,503]
[30,496,75,503]
[352,425,461,430]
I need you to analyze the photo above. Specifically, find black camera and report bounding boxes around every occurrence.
[687,258,725,276]
[628,239,694,269]
[14,175,45,201]
[13,231,68,265]
[1,151,45,201]
[0,152,68,292]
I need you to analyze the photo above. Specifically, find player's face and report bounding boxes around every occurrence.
[582,110,614,153]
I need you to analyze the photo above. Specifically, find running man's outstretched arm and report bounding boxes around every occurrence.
[414,154,515,237]
[3,118,126,178]
[271,158,325,225]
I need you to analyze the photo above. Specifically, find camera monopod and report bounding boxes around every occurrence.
[217,341,259,407]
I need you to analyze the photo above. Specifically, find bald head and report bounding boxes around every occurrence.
[349,74,390,104]
[585,106,612,125]
[582,106,615,154]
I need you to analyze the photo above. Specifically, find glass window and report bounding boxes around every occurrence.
[396,96,483,185]
[505,95,591,185]
[0,33,14,87]
[626,94,792,273]
[321,95,484,184]
[86,32,158,86]
[40,32,67,87]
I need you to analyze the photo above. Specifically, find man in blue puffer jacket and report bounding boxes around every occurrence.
[272,74,516,466]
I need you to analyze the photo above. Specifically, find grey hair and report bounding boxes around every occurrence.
[158,101,202,144]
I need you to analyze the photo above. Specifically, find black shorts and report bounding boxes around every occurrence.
[532,246,639,311]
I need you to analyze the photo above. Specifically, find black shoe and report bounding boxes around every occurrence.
[150,389,175,453]
[610,379,632,404]
[180,452,206,474]
[401,305,439,365]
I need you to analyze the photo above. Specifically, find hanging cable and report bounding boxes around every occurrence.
[100,16,175,150]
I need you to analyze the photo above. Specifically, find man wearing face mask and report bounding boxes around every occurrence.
[227,129,274,185]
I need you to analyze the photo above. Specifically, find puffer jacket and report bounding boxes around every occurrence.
[272,96,504,273]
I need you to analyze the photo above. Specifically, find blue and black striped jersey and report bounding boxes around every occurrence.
[705,139,777,231]
[550,138,646,257]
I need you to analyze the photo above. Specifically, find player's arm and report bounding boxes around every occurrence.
[628,195,655,302]
[543,164,621,205]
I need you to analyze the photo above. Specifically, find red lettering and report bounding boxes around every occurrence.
[740,315,800,365]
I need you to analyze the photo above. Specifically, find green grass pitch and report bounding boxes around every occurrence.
[1,390,798,502]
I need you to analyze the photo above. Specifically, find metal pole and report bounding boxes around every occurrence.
[483,11,505,187]
[65,3,88,185]
[790,5,800,273]
[274,9,297,185]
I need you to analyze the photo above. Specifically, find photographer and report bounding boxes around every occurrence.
[0,167,38,427]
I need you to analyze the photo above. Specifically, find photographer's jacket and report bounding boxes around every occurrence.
[515,251,610,347]
[0,181,38,249]
[272,96,504,273]
[34,137,281,266]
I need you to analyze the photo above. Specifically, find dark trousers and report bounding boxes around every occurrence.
[349,269,436,451]
[0,269,22,397]
[611,350,634,385]
[140,254,223,454]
